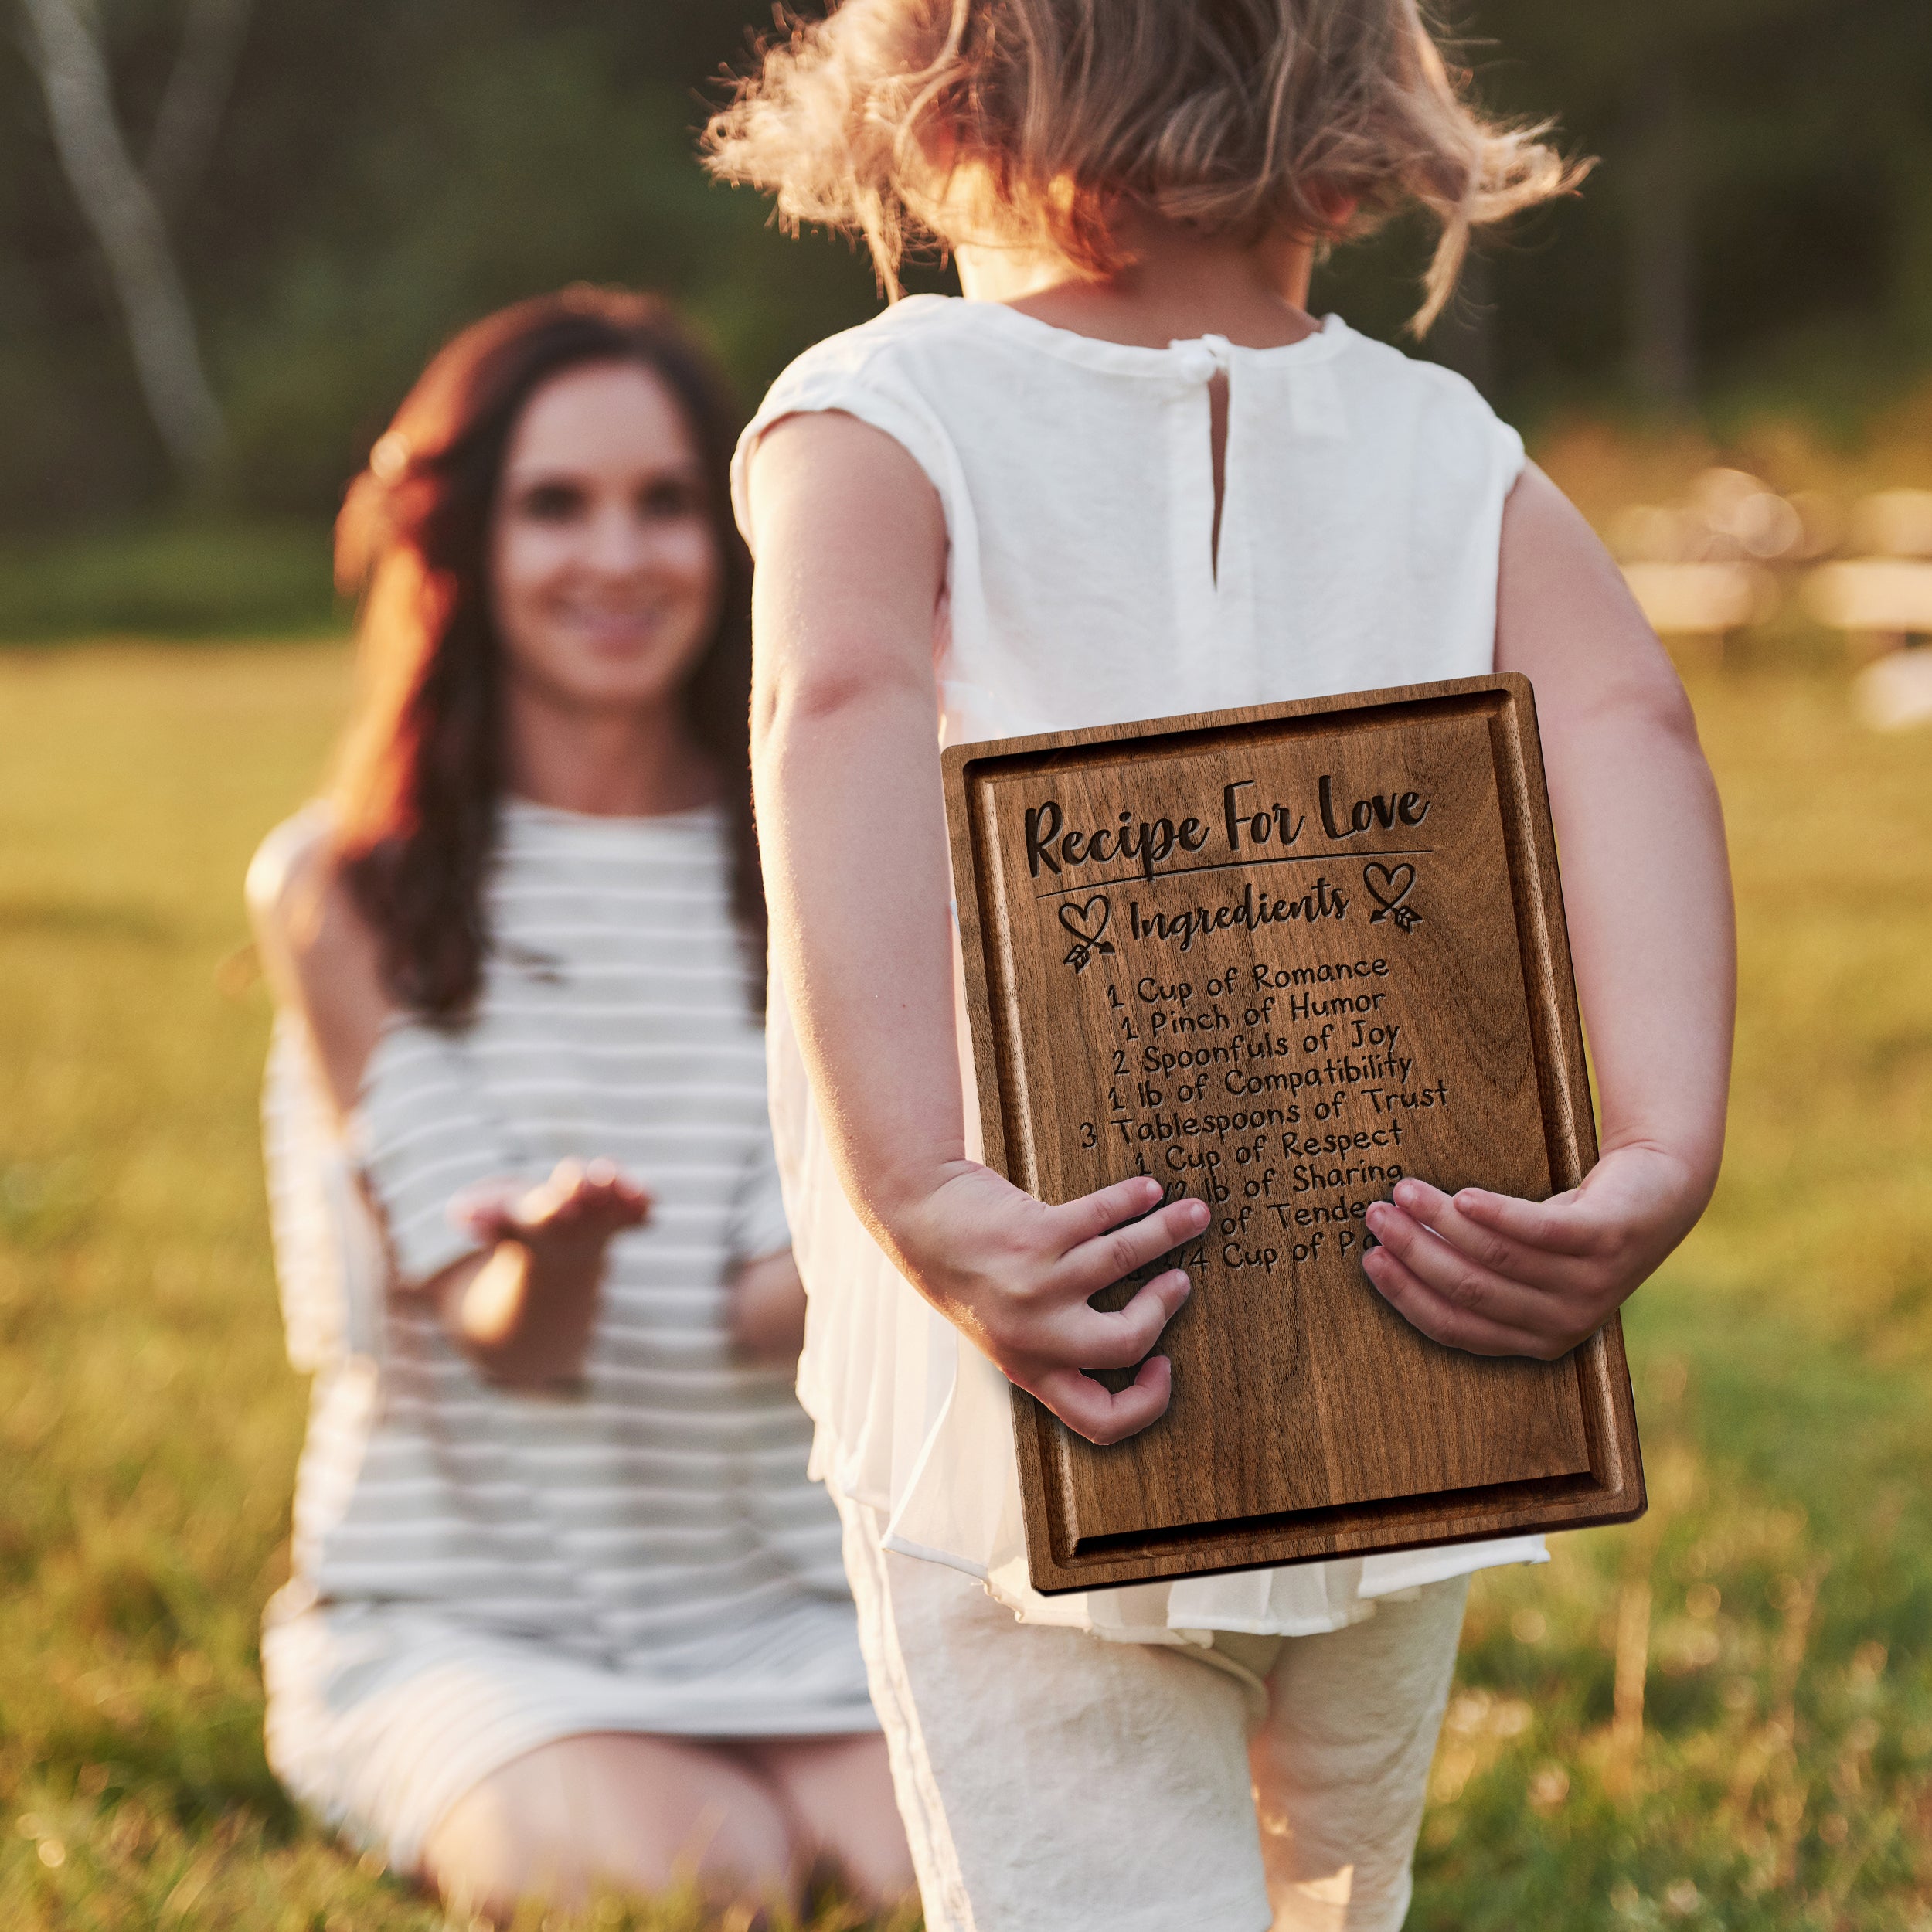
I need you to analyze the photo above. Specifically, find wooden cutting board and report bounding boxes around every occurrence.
[942,675,1644,1594]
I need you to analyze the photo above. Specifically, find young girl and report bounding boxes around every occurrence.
[248,288,909,1918]
[709,6,1734,1928]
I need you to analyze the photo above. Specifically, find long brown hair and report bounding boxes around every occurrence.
[330,286,763,1023]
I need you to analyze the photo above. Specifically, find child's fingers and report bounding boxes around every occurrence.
[1448,1185,1609,1260]
[1363,1203,1557,1336]
[1049,1175,1169,1246]
[1035,1355,1174,1446]
[1062,1196,1210,1297]
[1383,1179,1587,1290]
[1362,1242,1564,1360]
[1059,1269,1192,1370]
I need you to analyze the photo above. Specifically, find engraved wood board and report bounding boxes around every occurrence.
[942,675,1645,1595]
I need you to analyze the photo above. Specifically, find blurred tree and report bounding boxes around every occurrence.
[2,0,891,523]
[2,0,1929,531]
[143,0,253,216]
[1459,0,1932,413]
[15,0,244,478]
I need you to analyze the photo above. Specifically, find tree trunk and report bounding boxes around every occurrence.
[20,0,225,478]
[144,0,254,214]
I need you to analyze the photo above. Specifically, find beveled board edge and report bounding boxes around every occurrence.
[940,675,1646,1594]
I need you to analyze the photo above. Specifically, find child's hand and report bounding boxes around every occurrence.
[890,1166,1211,1445]
[1359,1144,1706,1359]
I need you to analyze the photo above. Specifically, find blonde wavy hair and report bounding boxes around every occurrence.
[704,0,1586,332]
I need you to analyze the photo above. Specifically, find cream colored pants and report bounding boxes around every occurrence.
[836,1495,1467,1932]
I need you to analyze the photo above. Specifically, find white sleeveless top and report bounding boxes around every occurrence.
[732,296,1546,1642]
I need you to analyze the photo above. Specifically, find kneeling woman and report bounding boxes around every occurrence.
[250,288,910,1918]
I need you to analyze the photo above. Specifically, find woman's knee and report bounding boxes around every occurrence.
[421,1757,570,1913]
[754,1732,916,1906]
[421,1733,798,1915]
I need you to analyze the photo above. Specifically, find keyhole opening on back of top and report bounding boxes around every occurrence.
[1208,368,1230,586]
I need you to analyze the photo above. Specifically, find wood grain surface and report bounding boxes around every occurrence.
[942,675,1645,1594]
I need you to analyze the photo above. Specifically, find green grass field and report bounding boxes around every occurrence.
[1,642,1928,1930]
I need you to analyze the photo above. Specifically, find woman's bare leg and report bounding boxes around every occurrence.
[740,1732,917,1910]
[420,1731,796,1919]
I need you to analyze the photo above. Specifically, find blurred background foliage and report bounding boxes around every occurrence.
[5,4,874,528]
[4,0,1932,637]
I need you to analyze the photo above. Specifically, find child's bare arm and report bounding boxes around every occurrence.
[747,413,1210,1444]
[1361,464,1735,1358]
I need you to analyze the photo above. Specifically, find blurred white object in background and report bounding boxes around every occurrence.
[1623,561,1777,636]
[1604,468,1932,678]
[1689,467,1805,560]
[1784,491,1845,563]
[1609,502,1702,564]
[1611,468,1809,570]
[1803,560,1932,659]
[1847,488,1932,560]
[1612,467,1806,654]
[1852,648,1932,732]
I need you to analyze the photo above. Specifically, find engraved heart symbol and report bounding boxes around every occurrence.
[1362,862,1423,931]
[1058,896,1111,944]
[1057,896,1116,973]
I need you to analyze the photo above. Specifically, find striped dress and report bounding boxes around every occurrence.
[257,798,874,1872]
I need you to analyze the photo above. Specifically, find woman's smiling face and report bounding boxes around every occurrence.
[488,359,723,715]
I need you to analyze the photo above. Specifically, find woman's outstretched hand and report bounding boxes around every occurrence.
[454,1158,652,1250]
[1359,1143,1710,1360]
[437,1158,651,1389]
[886,1166,1210,1445]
